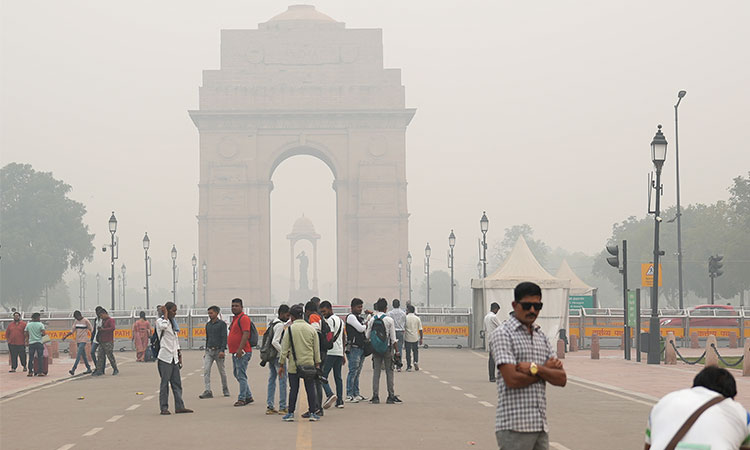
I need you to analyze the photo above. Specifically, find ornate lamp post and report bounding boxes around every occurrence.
[191,254,198,309]
[398,259,403,301]
[108,212,118,311]
[143,232,151,309]
[171,245,178,303]
[674,90,687,310]
[480,212,489,278]
[120,264,127,309]
[425,243,431,307]
[647,124,668,365]
[406,252,412,304]
[96,273,100,305]
[448,229,456,308]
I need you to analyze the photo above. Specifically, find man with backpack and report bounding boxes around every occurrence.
[345,298,372,403]
[305,300,328,416]
[320,301,345,409]
[199,305,229,399]
[229,298,255,406]
[262,304,290,415]
[366,298,402,404]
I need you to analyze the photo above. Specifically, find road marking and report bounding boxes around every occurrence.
[422,371,430,374]
[186,372,193,377]
[440,380,449,384]
[567,375,659,403]
[126,404,141,411]
[143,395,154,401]
[478,401,494,407]
[296,386,313,449]
[106,415,124,422]
[451,386,463,391]
[82,427,103,437]
[464,393,477,399]
[471,350,488,359]
[567,381,655,407]
[550,442,573,450]
[430,375,439,379]
[56,445,76,450]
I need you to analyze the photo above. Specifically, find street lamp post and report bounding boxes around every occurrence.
[108,212,118,311]
[96,273,100,305]
[648,125,668,365]
[425,243,431,307]
[398,259,403,301]
[448,230,456,308]
[79,268,86,310]
[143,233,151,309]
[191,254,197,309]
[674,90,687,310]
[202,261,207,306]
[171,245,178,303]
[406,252,412,304]
[121,264,127,309]
[480,212,489,278]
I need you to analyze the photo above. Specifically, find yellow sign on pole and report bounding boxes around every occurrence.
[641,263,663,287]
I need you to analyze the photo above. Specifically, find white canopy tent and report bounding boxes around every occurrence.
[555,259,598,306]
[471,237,570,347]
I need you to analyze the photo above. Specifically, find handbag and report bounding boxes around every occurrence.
[289,325,318,379]
[664,395,724,450]
[41,335,51,344]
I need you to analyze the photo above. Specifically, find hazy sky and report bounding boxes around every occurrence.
[2,1,749,305]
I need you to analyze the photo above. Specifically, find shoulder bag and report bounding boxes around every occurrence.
[664,395,724,450]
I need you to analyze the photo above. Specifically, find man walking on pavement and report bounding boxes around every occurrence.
[62,310,93,375]
[157,302,193,415]
[7,312,27,373]
[388,299,406,372]
[305,300,326,416]
[279,304,321,422]
[320,301,345,409]
[345,298,372,403]
[490,282,566,450]
[199,305,229,399]
[367,298,402,404]
[484,302,501,382]
[92,308,118,376]
[24,313,46,377]
[229,298,254,406]
[264,304,290,415]
[404,304,423,372]
[90,306,104,370]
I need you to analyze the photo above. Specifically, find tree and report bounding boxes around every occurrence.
[0,163,95,310]
[729,171,750,228]
[418,270,466,307]
[490,224,550,272]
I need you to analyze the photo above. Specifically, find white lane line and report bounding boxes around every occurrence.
[186,373,193,377]
[567,380,655,407]
[154,389,159,394]
[82,427,103,437]
[422,371,431,374]
[106,415,124,423]
[430,375,439,379]
[567,375,660,403]
[143,395,154,401]
[56,445,76,450]
[550,442,573,450]
[451,386,463,391]
[478,401,494,407]
[464,393,477,399]
[440,380,449,384]
[471,350,488,359]
[126,404,141,411]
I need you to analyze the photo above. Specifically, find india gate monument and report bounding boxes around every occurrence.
[189,5,415,306]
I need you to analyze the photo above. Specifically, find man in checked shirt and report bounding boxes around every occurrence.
[489,282,567,450]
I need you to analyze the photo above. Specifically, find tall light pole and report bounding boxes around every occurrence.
[120,264,127,309]
[425,243,431,307]
[674,90,687,310]
[143,232,151,309]
[448,230,456,308]
[406,252,412,304]
[78,267,86,310]
[398,259,403,301]
[108,212,118,311]
[648,125,668,365]
[191,254,197,309]
[171,245,178,303]
[96,273,100,305]
[480,212,489,278]
[202,261,207,306]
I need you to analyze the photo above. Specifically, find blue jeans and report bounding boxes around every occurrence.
[266,357,287,410]
[90,342,105,370]
[71,342,91,372]
[29,343,45,375]
[232,352,253,401]
[346,347,365,397]
[322,354,344,404]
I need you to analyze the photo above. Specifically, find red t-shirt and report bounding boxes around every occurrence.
[6,320,26,345]
[228,313,252,354]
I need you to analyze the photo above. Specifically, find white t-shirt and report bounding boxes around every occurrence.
[366,312,397,347]
[326,315,345,357]
[404,313,423,343]
[484,312,500,334]
[646,386,750,450]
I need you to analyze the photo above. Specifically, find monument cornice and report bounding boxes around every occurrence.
[188,109,416,131]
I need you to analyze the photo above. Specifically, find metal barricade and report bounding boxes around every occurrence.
[110,310,135,352]
[418,312,470,349]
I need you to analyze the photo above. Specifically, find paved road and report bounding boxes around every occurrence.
[0,348,653,450]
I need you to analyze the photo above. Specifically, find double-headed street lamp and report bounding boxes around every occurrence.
[202,261,207,306]
[108,212,118,311]
[480,212,489,278]
[171,245,178,303]
[143,233,151,309]
[425,243,432,307]
[191,254,198,309]
[648,124,668,365]
[406,252,413,304]
[448,230,456,308]
[674,90,687,310]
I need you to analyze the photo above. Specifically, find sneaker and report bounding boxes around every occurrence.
[414,363,419,371]
[323,394,337,409]
[315,408,324,417]
[386,396,395,404]
[369,396,380,404]
[391,395,403,403]
[301,411,311,419]
[406,367,412,372]
[160,410,171,415]
[335,403,345,409]
[244,397,254,404]
[112,369,119,376]
[27,372,33,377]
[309,413,320,422]
[397,367,402,372]
[345,396,359,403]
[83,369,92,374]
[9,369,16,373]
[22,367,27,372]
[223,390,230,397]
[199,391,213,399]
[266,407,278,415]
[282,413,294,422]
[69,370,75,376]
[91,372,103,377]
[279,408,288,414]
[175,408,194,414]
[355,395,367,402]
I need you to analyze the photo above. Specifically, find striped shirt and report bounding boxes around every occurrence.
[489,315,556,432]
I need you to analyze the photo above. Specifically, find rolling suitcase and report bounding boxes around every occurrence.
[33,345,50,375]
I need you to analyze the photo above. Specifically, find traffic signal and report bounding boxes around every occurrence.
[606,244,620,269]
[708,255,724,278]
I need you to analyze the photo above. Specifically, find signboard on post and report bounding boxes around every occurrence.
[641,263,663,287]
[569,295,594,311]
[627,290,637,328]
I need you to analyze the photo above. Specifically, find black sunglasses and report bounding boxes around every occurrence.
[518,302,543,311]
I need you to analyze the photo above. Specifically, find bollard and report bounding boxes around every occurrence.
[69,342,77,359]
[50,341,60,359]
[570,335,579,352]
[704,335,719,368]
[620,334,625,350]
[729,332,738,349]
[743,339,750,377]
[591,333,600,360]
[556,339,565,359]
[665,332,677,365]
[690,332,699,349]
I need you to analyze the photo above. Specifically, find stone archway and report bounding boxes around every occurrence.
[190,5,415,306]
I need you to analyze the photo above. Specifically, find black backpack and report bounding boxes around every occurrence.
[260,319,281,363]
[150,324,163,359]
[232,314,259,348]
[319,316,334,352]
